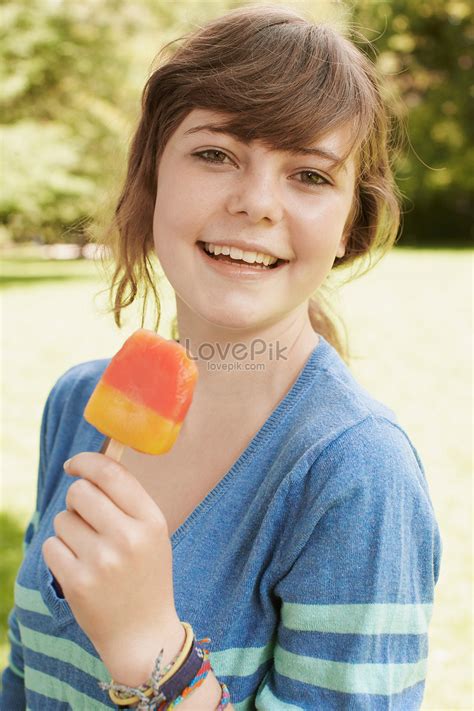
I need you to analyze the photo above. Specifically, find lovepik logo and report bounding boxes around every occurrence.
[181,338,288,363]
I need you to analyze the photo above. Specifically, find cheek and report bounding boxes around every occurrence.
[153,195,188,252]
[295,196,352,251]
[154,179,213,239]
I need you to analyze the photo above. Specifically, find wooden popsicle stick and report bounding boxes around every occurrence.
[102,437,125,463]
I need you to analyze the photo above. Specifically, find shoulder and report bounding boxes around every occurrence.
[287,336,412,464]
[310,336,401,425]
[45,357,111,427]
[336,417,440,561]
[278,414,442,582]
[44,359,110,424]
[288,409,430,508]
[313,414,429,496]
[34,359,110,516]
[270,337,431,501]
[49,358,110,402]
[299,414,439,560]
[40,358,110,462]
[272,338,442,586]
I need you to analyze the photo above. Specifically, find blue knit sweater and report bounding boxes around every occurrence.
[1,334,442,710]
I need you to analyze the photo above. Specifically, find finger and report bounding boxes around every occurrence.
[54,508,100,559]
[66,478,130,535]
[42,536,80,591]
[64,452,164,522]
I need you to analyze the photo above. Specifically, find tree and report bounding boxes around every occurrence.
[351,0,472,245]
[0,0,217,242]
[2,0,471,245]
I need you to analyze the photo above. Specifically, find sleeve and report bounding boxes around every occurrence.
[255,416,443,711]
[0,380,57,709]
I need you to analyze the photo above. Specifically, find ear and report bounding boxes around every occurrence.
[336,239,346,259]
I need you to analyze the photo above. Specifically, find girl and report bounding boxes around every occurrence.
[2,4,442,709]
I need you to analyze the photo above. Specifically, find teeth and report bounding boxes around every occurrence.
[230,246,243,260]
[204,242,278,265]
[242,251,258,264]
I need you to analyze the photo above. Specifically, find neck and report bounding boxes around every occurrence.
[174,300,320,409]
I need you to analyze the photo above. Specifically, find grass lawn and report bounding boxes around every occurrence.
[1,247,472,709]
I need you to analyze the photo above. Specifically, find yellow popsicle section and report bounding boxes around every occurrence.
[84,380,182,455]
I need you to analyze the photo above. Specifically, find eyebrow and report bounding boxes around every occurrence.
[184,123,348,173]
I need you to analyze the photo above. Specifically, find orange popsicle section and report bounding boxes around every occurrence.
[83,330,198,454]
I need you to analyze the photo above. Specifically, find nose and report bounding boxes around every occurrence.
[225,167,284,224]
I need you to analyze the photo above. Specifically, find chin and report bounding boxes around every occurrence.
[193,303,267,332]
[204,312,261,331]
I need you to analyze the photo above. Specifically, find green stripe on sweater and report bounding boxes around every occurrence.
[282,601,433,634]
[24,667,111,711]
[18,624,109,682]
[275,644,427,695]
[15,582,51,617]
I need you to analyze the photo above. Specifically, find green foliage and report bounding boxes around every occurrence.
[0,513,24,657]
[1,0,143,241]
[1,0,471,244]
[1,121,96,239]
[351,0,472,244]
[1,0,236,242]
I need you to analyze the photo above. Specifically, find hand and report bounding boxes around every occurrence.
[42,452,183,684]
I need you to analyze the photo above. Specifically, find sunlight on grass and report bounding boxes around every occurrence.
[1,248,472,709]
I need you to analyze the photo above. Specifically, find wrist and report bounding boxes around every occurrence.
[182,666,222,709]
[103,616,185,688]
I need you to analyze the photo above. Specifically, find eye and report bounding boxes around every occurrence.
[192,149,232,164]
[295,170,330,187]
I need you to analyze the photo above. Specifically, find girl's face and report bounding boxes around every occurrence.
[153,109,356,332]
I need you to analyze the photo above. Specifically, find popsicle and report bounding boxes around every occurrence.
[84,329,198,461]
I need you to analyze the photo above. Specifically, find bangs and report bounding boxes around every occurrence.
[172,21,376,165]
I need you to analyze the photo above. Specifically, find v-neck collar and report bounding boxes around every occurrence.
[87,335,331,547]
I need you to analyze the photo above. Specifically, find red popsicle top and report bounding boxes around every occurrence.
[101,329,198,423]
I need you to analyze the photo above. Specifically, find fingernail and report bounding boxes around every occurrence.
[63,458,72,471]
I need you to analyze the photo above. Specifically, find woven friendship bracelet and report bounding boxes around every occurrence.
[160,641,231,711]
[216,682,231,709]
[159,646,231,710]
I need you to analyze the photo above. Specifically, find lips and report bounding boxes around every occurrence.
[196,241,288,277]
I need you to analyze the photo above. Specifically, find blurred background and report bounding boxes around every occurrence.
[1,0,472,709]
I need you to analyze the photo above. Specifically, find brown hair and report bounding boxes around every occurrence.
[100,3,403,364]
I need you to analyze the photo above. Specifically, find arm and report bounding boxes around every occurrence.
[0,377,56,708]
[255,416,442,709]
[42,452,236,710]
[1,601,27,709]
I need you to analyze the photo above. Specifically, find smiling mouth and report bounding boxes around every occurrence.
[197,241,287,270]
